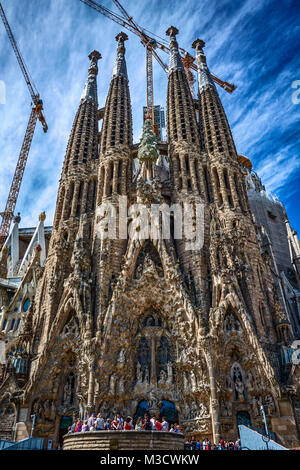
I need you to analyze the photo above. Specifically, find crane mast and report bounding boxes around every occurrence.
[0,2,48,248]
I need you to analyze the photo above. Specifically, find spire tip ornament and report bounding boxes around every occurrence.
[80,50,101,103]
[166,26,179,37]
[116,32,128,43]
[192,39,205,50]
[112,31,128,79]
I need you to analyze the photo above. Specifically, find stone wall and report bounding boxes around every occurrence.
[63,431,184,450]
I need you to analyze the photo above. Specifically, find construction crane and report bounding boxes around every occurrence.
[80,0,236,118]
[0,2,48,248]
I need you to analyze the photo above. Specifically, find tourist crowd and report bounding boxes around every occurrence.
[67,412,183,434]
[67,412,241,450]
[184,438,241,450]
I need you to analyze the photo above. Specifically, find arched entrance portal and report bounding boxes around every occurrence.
[159,400,178,424]
[134,400,149,422]
[59,416,73,446]
[134,400,178,425]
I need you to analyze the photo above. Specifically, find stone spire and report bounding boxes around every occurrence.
[166,26,185,73]
[192,37,238,163]
[100,32,132,154]
[165,26,199,145]
[112,32,128,79]
[53,50,101,228]
[80,50,102,104]
[192,39,216,93]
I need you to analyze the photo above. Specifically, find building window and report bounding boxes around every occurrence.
[23,298,30,312]
[16,319,21,329]
[281,347,293,365]
[2,319,7,331]
[10,319,15,331]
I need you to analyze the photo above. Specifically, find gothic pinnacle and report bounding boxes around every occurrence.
[166,26,184,73]
[112,31,128,79]
[192,37,215,93]
[88,50,102,75]
[80,50,101,103]
[165,26,179,38]
[116,31,128,52]
[192,39,206,51]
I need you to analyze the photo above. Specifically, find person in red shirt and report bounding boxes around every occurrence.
[111,416,119,430]
[124,416,133,430]
[155,419,162,431]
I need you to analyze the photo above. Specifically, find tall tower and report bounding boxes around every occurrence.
[7,50,102,417]
[166,27,210,314]
[94,32,133,320]
[192,38,296,443]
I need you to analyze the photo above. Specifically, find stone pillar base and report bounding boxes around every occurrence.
[63,430,184,450]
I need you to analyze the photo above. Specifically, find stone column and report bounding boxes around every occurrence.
[204,341,221,443]
[71,182,80,217]
[113,161,119,194]
[150,335,157,386]
[87,358,95,412]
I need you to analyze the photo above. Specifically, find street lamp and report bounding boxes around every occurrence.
[30,413,36,438]
[260,404,270,450]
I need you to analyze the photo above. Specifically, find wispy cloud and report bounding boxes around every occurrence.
[0,0,299,232]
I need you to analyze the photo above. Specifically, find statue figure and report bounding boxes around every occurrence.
[265,394,276,416]
[200,403,209,417]
[137,117,160,183]
[220,400,232,417]
[167,361,173,383]
[232,365,246,400]
[191,401,198,418]
[251,396,260,417]
[118,377,125,394]
[183,372,189,391]
[158,369,167,384]
[136,363,143,383]
[148,391,159,410]
[109,374,116,395]
[144,367,149,384]
[225,375,233,392]
[234,376,245,400]
[63,380,72,405]
[117,349,125,364]
[135,262,144,280]
[190,371,197,391]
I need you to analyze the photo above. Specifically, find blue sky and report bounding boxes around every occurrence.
[0,0,299,232]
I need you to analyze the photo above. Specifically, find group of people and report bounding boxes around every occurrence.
[68,412,183,434]
[184,438,241,450]
[67,412,241,449]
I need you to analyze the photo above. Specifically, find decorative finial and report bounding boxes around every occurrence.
[166,26,184,72]
[116,32,128,43]
[192,39,206,50]
[39,211,46,222]
[88,50,102,76]
[112,32,128,79]
[88,50,102,62]
[81,50,101,102]
[166,26,179,38]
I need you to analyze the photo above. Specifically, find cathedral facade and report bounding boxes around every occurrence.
[0,27,300,448]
